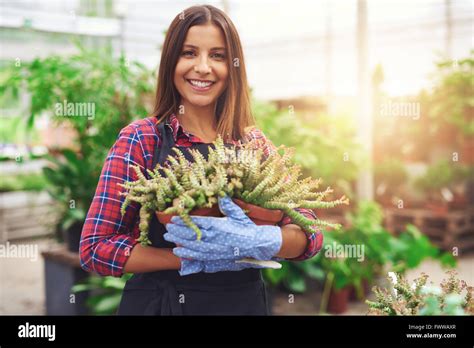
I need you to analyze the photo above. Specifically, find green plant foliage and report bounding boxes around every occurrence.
[374,158,408,194]
[72,273,133,315]
[252,98,365,198]
[0,44,155,235]
[264,200,456,296]
[425,50,474,136]
[0,173,47,192]
[414,160,471,196]
[0,116,40,145]
[264,257,325,293]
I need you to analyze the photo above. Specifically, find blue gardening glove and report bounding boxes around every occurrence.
[179,258,266,276]
[164,195,283,261]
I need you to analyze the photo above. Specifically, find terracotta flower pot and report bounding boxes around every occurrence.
[156,198,284,226]
[156,205,222,225]
[232,198,284,225]
[156,198,283,269]
[327,286,350,314]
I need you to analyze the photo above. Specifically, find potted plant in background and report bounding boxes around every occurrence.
[1,43,155,251]
[318,243,353,314]
[0,44,155,314]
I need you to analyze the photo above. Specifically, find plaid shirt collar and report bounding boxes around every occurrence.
[164,113,240,145]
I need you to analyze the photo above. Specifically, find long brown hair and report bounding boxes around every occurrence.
[151,5,255,143]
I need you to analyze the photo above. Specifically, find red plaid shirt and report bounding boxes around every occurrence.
[80,114,323,277]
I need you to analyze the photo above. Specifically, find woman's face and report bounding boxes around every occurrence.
[174,23,229,109]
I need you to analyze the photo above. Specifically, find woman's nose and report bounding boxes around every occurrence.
[194,55,212,74]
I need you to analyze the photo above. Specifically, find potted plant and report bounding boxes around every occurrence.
[119,136,350,247]
[319,251,352,314]
[366,270,474,315]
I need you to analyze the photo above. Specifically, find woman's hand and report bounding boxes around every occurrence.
[163,195,283,262]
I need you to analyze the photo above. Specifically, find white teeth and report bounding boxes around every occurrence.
[189,79,213,88]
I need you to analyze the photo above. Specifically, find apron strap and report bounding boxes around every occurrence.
[152,117,176,170]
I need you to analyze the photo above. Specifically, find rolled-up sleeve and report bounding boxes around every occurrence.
[279,208,324,261]
[80,125,147,277]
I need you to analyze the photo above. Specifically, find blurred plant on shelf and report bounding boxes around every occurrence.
[0,43,155,249]
[0,116,41,148]
[424,50,474,139]
[0,173,47,192]
[374,158,409,206]
[414,160,472,211]
[371,51,473,165]
[252,98,365,201]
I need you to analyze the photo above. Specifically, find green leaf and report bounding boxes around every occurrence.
[297,261,325,280]
[103,276,129,290]
[439,252,457,268]
[93,293,123,315]
[286,270,306,293]
[71,283,95,293]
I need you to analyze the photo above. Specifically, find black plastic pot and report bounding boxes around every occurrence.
[42,247,90,315]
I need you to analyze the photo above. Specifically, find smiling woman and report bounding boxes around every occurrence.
[152,5,253,143]
[79,4,323,316]
[172,23,229,142]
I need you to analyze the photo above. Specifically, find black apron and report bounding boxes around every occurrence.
[117,117,270,315]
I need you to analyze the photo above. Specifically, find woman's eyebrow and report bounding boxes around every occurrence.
[183,44,226,50]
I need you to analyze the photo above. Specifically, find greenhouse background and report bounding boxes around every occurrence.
[0,0,473,315]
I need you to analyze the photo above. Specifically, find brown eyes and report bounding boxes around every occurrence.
[181,50,226,59]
